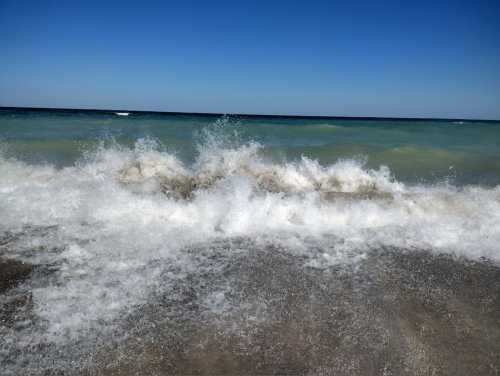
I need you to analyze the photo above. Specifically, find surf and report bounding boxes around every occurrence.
[1,121,500,374]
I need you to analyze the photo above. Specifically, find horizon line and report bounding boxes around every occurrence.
[0,106,498,123]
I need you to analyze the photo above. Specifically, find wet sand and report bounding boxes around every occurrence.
[82,245,500,376]
[0,257,34,328]
[0,257,33,293]
[1,234,500,375]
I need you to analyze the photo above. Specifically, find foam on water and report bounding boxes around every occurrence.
[1,125,500,371]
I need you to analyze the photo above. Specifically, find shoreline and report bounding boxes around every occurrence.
[2,243,500,375]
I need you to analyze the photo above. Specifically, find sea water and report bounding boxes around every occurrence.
[1,109,500,374]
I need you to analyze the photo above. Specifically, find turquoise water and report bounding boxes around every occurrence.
[1,108,500,185]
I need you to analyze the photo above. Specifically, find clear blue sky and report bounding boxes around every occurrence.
[1,0,499,119]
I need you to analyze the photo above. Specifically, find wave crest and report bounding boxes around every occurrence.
[115,139,402,200]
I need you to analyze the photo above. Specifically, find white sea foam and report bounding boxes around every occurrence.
[1,131,500,348]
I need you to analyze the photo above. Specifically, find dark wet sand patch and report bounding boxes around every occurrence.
[86,247,500,376]
[0,257,33,293]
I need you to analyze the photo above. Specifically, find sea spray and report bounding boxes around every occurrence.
[1,120,500,374]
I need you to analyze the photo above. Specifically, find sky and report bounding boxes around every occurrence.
[0,0,499,119]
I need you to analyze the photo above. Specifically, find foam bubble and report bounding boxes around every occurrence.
[1,131,499,354]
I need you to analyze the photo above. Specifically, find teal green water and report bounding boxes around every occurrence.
[1,108,500,185]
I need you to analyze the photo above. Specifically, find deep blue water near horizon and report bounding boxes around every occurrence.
[1,107,500,186]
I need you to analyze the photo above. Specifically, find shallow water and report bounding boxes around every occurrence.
[1,109,500,374]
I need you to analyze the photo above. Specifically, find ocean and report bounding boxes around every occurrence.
[1,108,500,375]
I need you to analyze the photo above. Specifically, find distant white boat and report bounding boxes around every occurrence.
[115,112,130,116]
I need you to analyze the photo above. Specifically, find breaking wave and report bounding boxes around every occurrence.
[1,123,500,372]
